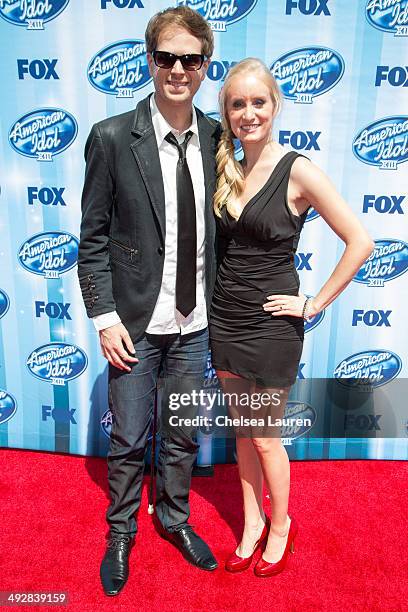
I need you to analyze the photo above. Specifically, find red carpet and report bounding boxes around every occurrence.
[0,450,407,611]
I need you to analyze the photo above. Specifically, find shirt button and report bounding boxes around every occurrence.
[157,247,163,255]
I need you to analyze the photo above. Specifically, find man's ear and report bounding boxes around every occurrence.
[200,58,211,80]
[147,52,155,78]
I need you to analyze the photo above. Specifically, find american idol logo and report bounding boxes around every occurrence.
[0,0,69,30]
[334,350,402,388]
[9,108,77,161]
[87,40,151,98]
[353,116,408,170]
[365,0,408,36]
[0,289,10,319]
[281,401,316,439]
[354,239,408,287]
[0,390,17,425]
[207,111,243,160]
[271,46,344,104]
[304,302,325,333]
[101,409,113,438]
[18,231,79,279]
[178,0,258,31]
[26,342,88,386]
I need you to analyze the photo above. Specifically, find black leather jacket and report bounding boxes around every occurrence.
[77,94,221,341]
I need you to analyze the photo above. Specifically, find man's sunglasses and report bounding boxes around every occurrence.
[152,50,205,71]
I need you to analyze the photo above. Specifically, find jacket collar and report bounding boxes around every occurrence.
[130,93,219,140]
[129,93,220,246]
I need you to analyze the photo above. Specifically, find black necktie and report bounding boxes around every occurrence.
[165,130,197,317]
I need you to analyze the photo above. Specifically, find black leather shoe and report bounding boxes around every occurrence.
[161,525,218,571]
[100,534,134,596]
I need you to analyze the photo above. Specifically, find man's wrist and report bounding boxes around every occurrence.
[92,311,121,331]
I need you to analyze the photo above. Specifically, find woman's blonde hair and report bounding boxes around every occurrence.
[213,58,282,219]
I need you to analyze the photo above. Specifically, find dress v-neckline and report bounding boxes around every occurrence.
[230,152,292,223]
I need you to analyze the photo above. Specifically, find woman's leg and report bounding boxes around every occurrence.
[235,437,266,556]
[217,371,267,557]
[251,386,292,562]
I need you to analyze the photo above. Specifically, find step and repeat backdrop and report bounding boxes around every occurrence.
[0,0,407,462]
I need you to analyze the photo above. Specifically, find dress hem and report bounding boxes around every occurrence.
[211,361,296,388]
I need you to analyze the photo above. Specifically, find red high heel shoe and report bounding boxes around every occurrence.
[254,516,298,577]
[225,517,270,573]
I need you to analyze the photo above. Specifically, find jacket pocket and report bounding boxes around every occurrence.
[108,237,139,268]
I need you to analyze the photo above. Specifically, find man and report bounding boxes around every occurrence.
[78,6,221,596]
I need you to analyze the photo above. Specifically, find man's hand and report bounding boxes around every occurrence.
[99,322,139,372]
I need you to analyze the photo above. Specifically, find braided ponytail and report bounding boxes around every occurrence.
[213,128,244,219]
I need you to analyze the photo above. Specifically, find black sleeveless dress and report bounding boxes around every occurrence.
[209,151,310,388]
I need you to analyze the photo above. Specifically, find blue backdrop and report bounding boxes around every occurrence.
[1,0,407,461]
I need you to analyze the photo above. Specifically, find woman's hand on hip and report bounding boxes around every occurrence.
[263,293,315,318]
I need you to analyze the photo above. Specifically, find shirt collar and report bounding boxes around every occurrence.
[150,94,199,149]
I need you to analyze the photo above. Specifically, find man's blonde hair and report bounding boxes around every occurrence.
[145,6,214,58]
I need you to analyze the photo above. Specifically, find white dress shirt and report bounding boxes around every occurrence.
[92,95,207,335]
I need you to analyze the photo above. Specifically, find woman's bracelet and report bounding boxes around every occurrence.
[302,297,315,322]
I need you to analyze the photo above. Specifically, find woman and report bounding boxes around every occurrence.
[209,58,374,577]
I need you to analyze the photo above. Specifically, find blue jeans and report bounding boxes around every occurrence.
[107,327,209,536]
